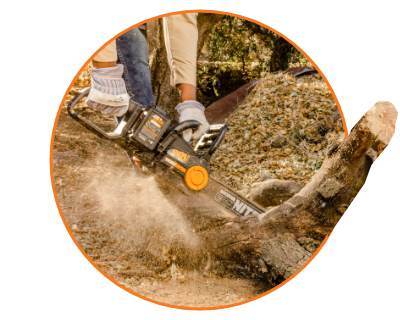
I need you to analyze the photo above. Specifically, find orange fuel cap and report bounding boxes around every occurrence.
[184,166,209,190]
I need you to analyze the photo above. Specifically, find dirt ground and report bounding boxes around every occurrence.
[52,101,270,308]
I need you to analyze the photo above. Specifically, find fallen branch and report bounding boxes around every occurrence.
[159,101,397,286]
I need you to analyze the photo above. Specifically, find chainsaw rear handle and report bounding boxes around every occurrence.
[67,87,143,140]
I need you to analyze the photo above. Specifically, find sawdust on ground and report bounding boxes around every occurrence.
[53,101,268,308]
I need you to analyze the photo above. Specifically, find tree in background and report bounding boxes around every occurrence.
[209,16,312,73]
[207,16,270,78]
[241,19,312,72]
[198,16,312,102]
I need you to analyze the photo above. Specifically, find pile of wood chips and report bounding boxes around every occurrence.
[210,73,345,193]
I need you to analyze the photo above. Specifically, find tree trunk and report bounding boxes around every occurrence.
[270,37,294,72]
[149,14,224,120]
[159,102,397,286]
[149,19,181,121]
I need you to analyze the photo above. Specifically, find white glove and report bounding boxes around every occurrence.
[86,64,130,117]
[176,100,210,142]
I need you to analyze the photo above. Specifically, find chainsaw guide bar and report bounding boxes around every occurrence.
[68,88,265,218]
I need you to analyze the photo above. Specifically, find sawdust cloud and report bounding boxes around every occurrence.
[85,156,206,267]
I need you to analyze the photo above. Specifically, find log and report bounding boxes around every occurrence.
[249,179,305,208]
[158,102,397,285]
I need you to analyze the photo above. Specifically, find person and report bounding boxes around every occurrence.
[86,13,209,142]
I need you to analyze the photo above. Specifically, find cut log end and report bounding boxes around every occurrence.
[364,101,397,146]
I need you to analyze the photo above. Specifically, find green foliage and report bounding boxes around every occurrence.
[208,16,271,80]
[211,76,219,96]
[287,46,313,68]
[206,17,313,74]
[197,16,313,100]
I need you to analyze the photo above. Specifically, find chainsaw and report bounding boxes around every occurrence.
[68,87,264,217]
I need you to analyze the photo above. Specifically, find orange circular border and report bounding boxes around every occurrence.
[50,9,348,311]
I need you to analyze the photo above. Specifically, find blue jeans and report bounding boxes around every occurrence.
[114,28,155,174]
[116,28,155,106]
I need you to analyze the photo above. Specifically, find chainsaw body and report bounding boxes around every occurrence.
[68,88,225,192]
[68,87,264,216]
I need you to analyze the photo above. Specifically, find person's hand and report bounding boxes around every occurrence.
[176,100,210,142]
[85,64,130,116]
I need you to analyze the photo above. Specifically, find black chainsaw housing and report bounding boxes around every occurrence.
[68,88,225,184]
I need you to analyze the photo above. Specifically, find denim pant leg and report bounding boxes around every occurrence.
[116,28,155,106]
[113,28,154,175]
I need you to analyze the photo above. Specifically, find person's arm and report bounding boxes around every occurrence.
[163,13,209,141]
[163,13,198,100]
[93,61,117,68]
[177,83,196,101]
[92,40,118,66]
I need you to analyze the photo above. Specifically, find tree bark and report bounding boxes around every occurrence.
[149,19,181,120]
[269,37,294,72]
[159,102,397,285]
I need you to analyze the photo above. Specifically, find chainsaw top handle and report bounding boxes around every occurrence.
[67,87,144,140]
[157,120,200,152]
